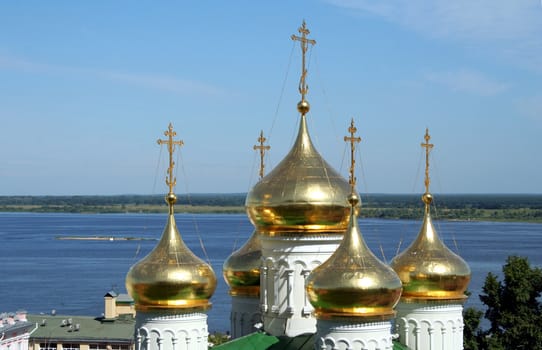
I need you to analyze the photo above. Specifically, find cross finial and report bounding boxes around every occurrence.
[421,128,434,194]
[291,20,316,113]
[253,130,271,180]
[157,123,184,197]
[344,118,362,191]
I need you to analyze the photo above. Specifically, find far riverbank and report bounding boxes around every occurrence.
[1,193,542,223]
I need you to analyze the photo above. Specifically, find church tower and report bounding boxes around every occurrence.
[306,120,403,350]
[245,21,352,337]
[222,131,269,338]
[125,124,217,350]
[390,129,471,350]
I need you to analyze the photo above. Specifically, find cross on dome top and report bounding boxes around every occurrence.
[344,118,362,191]
[421,128,434,196]
[157,123,184,211]
[253,130,271,180]
[291,20,316,115]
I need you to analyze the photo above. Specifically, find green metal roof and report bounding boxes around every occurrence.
[393,341,411,350]
[213,332,410,350]
[28,314,135,343]
[212,332,313,350]
[267,334,314,350]
[212,332,279,350]
[116,294,134,304]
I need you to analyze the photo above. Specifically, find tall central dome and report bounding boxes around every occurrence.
[246,116,351,234]
[250,21,353,338]
[246,22,351,236]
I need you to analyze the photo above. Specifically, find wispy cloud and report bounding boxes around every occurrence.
[328,0,398,18]
[101,71,225,96]
[0,54,69,74]
[325,0,542,71]
[0,54,226,97]
[425,69,509,96]
[326,0,542,40]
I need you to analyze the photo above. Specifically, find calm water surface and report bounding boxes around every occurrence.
[0,212,541,332]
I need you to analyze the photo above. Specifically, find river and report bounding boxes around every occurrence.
[0,212,541,332]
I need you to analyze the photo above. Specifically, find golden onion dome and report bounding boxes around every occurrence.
[125,194,217,311]
[306,194,403,320]
[125,124,216,311]
[246,21,351,235]
[391,129,470,302]
[390,193,471,301]
[246,114,352,235]
[222,230,262,297]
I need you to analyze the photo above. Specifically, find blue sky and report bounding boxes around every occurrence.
[1,1,541,195]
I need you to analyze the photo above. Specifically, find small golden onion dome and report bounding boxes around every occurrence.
[246,114,352,235]
[390,194,471,301]
[125,195,217,311]
[222,230,262,297]
[306,194,403,320]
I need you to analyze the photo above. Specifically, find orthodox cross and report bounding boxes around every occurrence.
[291,20,316,102]
[157,123,184,194]
[421,128,434,194]
[344,118,362,190]
[253,130,271,180]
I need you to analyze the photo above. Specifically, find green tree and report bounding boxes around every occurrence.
[463,307,483,350]
[464,256,542,349]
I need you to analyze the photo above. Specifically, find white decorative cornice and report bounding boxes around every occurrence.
[396,302,465,350]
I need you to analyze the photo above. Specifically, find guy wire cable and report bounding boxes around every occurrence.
[177,145,212,265]
[267,41,295,144]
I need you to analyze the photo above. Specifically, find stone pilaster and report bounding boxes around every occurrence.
[260,234,342,337]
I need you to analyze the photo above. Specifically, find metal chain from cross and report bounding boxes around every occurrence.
[344,118,362,190]
[421,128,434,194]
[157,123,184,195]
[253,130,271,180]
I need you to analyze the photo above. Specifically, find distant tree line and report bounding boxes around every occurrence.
[0,193,247,207]
[359,194,542,222]
[361,193,542,210]
[1,194,542,221]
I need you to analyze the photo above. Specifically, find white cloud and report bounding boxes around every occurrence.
[0,54,226,97]
[325,0,542,71]
[425,69,509,96]
[327,0,542,40]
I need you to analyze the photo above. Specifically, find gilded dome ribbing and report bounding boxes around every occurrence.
[125,124,217,311]
[125,200,217,310]
[306,194,402,320]
[390,194,471,301]
[390,129,470,301]
[245,115,352,235]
